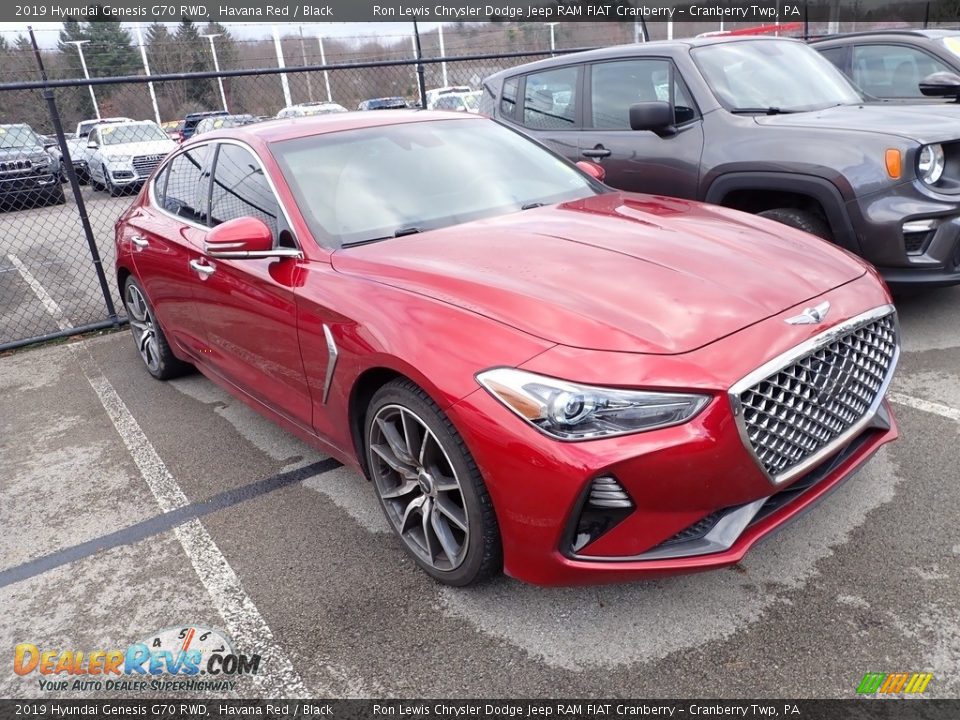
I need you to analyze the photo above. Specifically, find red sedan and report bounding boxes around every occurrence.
[115,111,900,586]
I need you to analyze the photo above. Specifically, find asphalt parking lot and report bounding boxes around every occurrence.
[2,264,960,698]
[0,186,129,346]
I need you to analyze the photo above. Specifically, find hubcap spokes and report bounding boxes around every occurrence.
[125,285,160,373]
[370,405,469,571]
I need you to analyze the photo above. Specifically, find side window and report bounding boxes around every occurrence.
[500,76,519,120]
[209,144,280,241]
[163,145,211,224]
[852,44,954,97]
[818,46,846,71]
[153,164,170,206]
[88,129,98,146]
[523,66,578,130]
[590,59,699,130]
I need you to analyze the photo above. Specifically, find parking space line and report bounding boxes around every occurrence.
[0,458,341,589]
[13,266,318,698]
[889,392,960,423]
[7,254,71,331]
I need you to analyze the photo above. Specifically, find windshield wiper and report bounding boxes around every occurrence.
[393,226,422,237]
[521,202,546,210]
[729,107,798,115]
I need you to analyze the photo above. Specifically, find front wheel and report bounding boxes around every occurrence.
[365,379,501,586]
[122,276,192,380]
[757,208,833,242]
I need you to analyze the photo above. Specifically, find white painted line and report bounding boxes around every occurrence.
[889,392,960,423]
[15,267,315,698]
[7,254,71,331]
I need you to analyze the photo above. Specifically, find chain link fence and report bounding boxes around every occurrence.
[0,46,587,350]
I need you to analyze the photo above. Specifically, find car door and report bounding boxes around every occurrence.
[577,57,704,199]
[125,144,212,358]
[188,140,312,430]
[509,64,583,162]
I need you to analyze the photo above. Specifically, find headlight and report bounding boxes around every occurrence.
[918,144,945,185]
[476,368,710,441]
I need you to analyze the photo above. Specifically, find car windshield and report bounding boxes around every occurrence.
[272,118,600,247]
[942,35,960,60]
[101,124,168,145]
[0,126,40,148]
[692,40,863,112]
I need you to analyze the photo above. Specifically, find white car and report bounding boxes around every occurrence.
[86,121,176,196]
[67,116,133,183]
[276,102,348,119]
[425,86,472,109]
[431,91,482,113]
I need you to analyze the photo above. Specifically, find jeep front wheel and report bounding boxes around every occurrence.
[758,208,833,242]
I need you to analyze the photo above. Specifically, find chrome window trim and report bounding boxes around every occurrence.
[728,303,900,486]
[149,137,301,251]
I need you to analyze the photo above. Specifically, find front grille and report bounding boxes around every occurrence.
[0,159,32,173]
[737,312,897,482]
[133,154,164,178]
[904,232,930,255]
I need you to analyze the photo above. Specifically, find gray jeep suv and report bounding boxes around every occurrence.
[481,36,960,287]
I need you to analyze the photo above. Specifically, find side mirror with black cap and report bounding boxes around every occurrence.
[629,102,677,136]
[919,71,960,101]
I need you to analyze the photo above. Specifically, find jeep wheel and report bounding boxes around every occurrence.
[758,208,833,242]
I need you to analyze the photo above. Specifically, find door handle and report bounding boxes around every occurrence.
[131,235,149,249]
[581,147,612,159]
[189,259,216,279]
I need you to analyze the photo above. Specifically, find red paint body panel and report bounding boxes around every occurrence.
[114,113,898,586]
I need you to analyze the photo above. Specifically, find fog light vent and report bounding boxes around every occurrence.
[588,476,633,508]
[570,476,635,553]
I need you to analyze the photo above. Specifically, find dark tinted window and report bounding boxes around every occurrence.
[523,66,578,129]
[209,144,280,239]
[500,77,519,120]
[590,59,698,129]
[852,44,953,97]
[818,46,845,70]
[160,145,210,223]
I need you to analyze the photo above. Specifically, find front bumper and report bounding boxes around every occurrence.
[852,182,960,287]
[447,273,899,585]
[0,172,59,198]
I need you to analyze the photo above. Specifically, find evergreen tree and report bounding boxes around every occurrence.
[175,19,215,109]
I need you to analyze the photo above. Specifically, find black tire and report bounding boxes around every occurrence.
[757,207,833,241]
[103,164,121,197]
[122,275,192,381]
[365,379,501,586]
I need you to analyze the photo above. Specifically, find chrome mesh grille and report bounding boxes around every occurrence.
[133,154,165,178]
[738,313,897,480]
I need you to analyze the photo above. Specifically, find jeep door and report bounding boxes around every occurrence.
[578,57,704,199]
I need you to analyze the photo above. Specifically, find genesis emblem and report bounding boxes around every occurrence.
[785,301,831,325]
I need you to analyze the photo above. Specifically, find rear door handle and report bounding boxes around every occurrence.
[189,259,216,279]
[131,235,148,249]
[581,147,612,159]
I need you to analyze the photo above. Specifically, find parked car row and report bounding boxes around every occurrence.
[0,123,65,209]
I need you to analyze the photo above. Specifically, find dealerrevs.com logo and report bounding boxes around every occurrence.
[14,625,261,693]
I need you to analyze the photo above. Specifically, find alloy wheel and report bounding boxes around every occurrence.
[368,404,470,572]
[125,283,161,374]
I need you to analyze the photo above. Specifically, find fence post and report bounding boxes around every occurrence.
[412,21,427,109]
[27,26,119,326]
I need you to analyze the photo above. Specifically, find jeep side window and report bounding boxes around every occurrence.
[852,44,954,98]
[590,59,698,130]
[522,66,578,130]
[500,77,519,120]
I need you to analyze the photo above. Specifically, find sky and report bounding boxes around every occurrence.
[0,21,440,48]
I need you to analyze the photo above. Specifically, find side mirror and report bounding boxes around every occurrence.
[204,216,300,260]
[43,140,57,149]
[576,160,606,183]
[86,140,98,149]
[629,101,676,135]
[919,71,960,100]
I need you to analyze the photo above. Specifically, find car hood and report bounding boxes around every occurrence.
[102,140,175,157]
[0,146,46,160]
[754,103,960,144]
[331,193,867,354]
